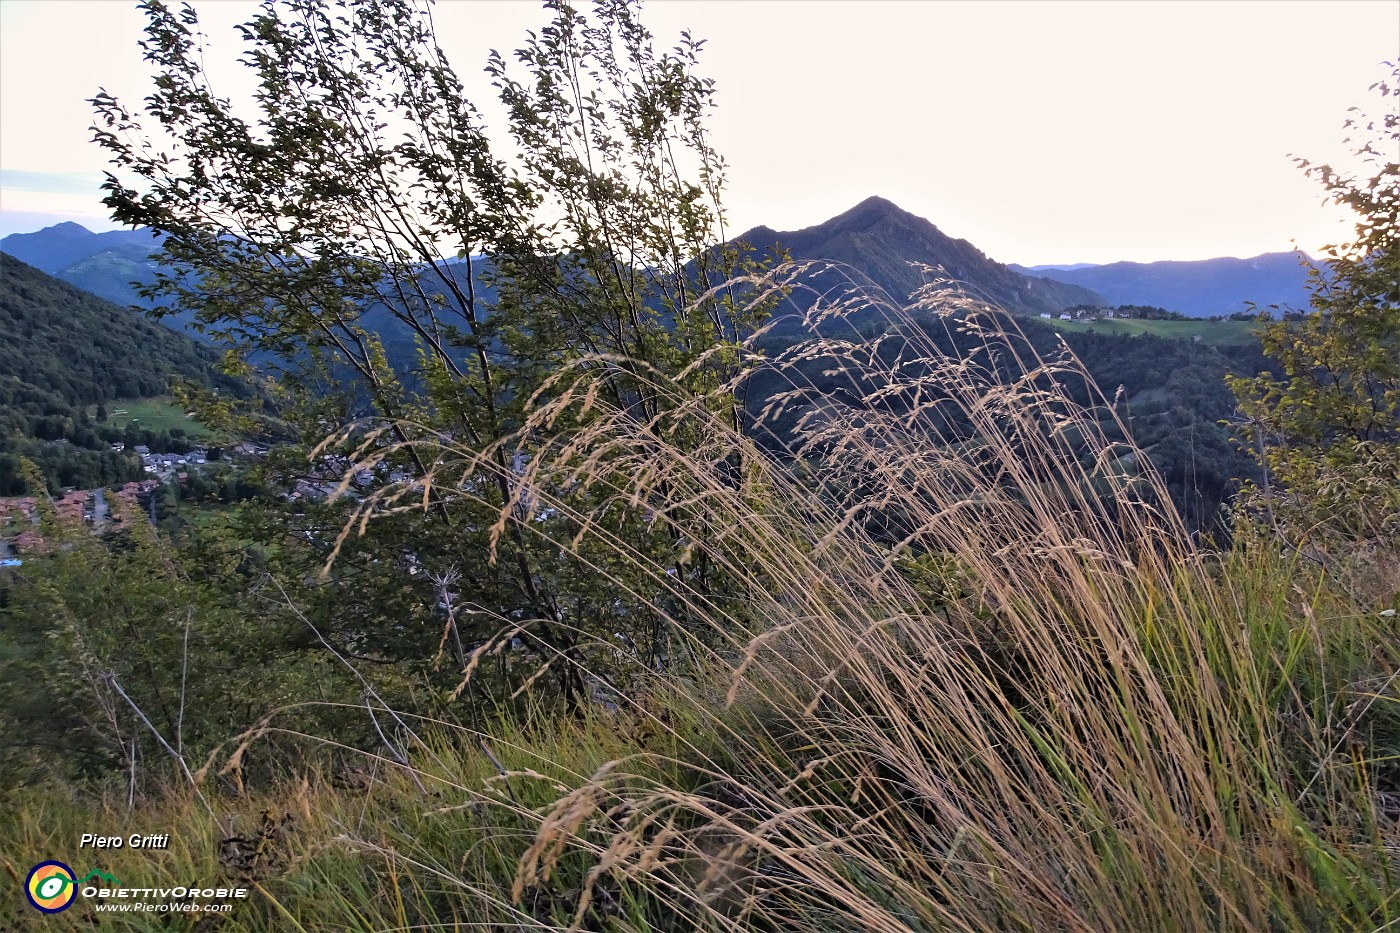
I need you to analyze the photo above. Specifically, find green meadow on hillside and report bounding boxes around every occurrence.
[1044,315,1262,345]
[100,397,219,443]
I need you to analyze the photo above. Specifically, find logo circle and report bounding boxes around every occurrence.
[25,861,77,913]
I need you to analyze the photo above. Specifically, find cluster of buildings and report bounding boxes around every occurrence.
[0,479,162,561]
[51,489,93,524]
[1040,308,1124,322]
[0,497,40,561]
[120,443,211,479]
[113,478,163,503]
[285,456,376,503]
[0,438,398,562]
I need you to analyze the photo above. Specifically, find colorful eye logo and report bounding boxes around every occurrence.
[26,861,77,913]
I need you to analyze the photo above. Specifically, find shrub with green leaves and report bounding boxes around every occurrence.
[1229,64,1400,555]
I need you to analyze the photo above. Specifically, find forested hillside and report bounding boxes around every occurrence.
[748,307,1272,537]
[0,254,242,492]
[1057,325,1273,531]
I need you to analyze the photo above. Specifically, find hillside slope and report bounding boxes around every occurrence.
[0,254,239,492]
[1,223,503,377]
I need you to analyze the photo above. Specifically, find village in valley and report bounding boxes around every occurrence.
[0,437,386,565]
[0,442,241,564]
[0,479,160,565]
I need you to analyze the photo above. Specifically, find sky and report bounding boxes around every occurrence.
[1,0,1396,265]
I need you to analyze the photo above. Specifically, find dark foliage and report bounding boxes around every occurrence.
[748,309,1272,537]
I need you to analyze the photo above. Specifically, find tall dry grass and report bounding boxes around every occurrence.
[310,263,1395,930]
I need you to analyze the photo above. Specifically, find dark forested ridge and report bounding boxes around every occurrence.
[0,207,1294,366]
[747,308,1274,537]
[7,201,1108,353]
[0,208,1315,333]
[0,253,242,492]
[1053,323,1274,532]
[0,222,504,376]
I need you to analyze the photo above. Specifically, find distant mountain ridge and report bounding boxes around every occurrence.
[1024,262,1098,272]
[2,205,1315,344]
[0,222,165,310]
[0,224,495,368]
[734,197,1104,328]
[1009,252,1317,317]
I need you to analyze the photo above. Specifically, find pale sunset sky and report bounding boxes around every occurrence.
[1,0,1396,264]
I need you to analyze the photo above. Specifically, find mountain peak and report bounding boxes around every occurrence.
[3,221,98,243]
[45,221,96,236]
[0,222,153,280]
[824,196,919,231]
[739,224,780,246]
[849,195,903,214]
[730,198,1105,324]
